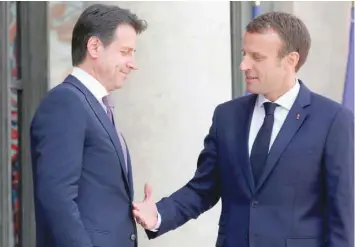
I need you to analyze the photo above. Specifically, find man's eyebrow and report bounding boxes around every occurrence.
[241,49,266,57]
[121,46,136,52]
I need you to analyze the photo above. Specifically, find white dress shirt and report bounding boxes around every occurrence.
[248,80,300,155]
[71,67,109,111]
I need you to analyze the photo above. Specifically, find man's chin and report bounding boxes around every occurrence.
[113,85,123,90]
[245,86,258,95]
[113,81,125,90]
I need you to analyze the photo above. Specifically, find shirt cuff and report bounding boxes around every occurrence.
[150,212,161,232]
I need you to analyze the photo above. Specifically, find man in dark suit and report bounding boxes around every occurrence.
[30,4,147,247]
[132,12,354,247]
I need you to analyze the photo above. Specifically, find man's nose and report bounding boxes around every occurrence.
[239,57,251,71]
[127,61,138,70]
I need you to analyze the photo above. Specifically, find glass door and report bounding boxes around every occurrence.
[0,2,21,247]
[1,2,48,247]
[9,2,22,247]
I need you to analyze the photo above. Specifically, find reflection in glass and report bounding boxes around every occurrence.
[9,2,21,247]
[10,89,20,247]
[9,1,18,80]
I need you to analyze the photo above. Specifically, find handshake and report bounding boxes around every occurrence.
[132,183,159,231]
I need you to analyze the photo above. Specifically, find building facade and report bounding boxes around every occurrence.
[0,2,351,247]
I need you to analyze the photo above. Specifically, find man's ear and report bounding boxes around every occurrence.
[284,51,300,72]
[86,36,102,60]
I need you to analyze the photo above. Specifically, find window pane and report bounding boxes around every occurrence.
[9,2,21,246]
[10,89,21,247]
[9,1,19,81]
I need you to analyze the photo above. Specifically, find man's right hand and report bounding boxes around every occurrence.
[132,183,159,230]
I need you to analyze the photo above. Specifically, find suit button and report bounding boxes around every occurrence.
[130,234,136,241]
[245,235,248,239]
[251,200,259,208]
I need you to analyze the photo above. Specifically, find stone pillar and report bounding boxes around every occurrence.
[110,2,232,247]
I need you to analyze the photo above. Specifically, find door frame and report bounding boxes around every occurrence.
[19,2,49,247]
[0,2,48,247]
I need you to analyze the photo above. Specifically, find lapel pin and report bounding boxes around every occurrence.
[296,113,300,119]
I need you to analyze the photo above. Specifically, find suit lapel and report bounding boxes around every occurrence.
[120,134,134,199]
[111,117,131,188]
[127,152,134,199]
[239,95,258,194]
[255,82,311,192]
[64,75,132,198]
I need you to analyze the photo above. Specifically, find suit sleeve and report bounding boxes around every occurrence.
[30,89,93,247]
[324,107,354,247]
[146,106,222,239]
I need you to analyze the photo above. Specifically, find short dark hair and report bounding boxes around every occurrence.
[246,11,311,72]
[71,4,147,66]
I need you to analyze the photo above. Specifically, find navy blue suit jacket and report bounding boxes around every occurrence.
[30,75,137,247]
[147,82,354,247]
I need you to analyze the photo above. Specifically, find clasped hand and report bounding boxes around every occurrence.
[132,183,158,230]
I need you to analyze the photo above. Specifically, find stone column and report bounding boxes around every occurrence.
[110,2,232,247]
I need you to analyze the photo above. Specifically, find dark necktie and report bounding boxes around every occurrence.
[102,96,128,173]
[250,102,278,185]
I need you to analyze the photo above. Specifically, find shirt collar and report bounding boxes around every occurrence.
[256,78,300,111]
[71,67,108,102]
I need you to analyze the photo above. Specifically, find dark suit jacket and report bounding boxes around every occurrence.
[31,75,138,247]
[147,81,354,247]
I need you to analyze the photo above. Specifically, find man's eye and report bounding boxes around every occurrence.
[121,51,129,56]
[253,55,263,60]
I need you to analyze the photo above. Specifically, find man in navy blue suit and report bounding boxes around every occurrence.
[30,4,147,247]
[132,12,354,247]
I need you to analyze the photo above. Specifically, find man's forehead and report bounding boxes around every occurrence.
[242,30,282,51]
[244,29,281,42]
[113,24,137,48]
